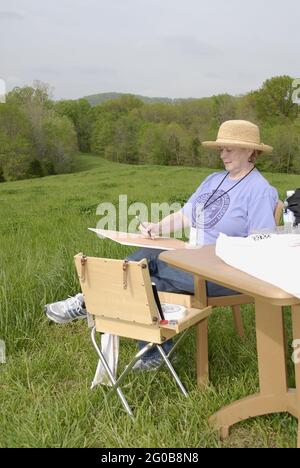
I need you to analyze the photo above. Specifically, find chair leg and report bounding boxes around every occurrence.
[108,342,156,396]
[91,327,134,419]
[156,345,188,398]
[232,305,244,338]
[167,329,190,359]
[91,328,190,417]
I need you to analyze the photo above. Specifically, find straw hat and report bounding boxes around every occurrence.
[202,120,273,154]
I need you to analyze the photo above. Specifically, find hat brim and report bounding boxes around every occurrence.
[202,139,273,154]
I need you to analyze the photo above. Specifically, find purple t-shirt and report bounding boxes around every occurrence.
[182,169,278,245]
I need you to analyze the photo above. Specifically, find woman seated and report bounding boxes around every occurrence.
[44,120,278,369]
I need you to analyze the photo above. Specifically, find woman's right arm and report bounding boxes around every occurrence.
[139,210,190,238]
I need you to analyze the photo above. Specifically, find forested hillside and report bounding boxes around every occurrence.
[84,92,176,106]
[1,75,299,182]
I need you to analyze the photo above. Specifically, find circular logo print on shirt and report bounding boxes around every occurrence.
[192,190,230,229]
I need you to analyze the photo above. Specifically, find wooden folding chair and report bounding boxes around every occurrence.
[159,200,285,338]
[74,253,212,418]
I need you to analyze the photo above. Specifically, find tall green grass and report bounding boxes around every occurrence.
[0,154,298,447]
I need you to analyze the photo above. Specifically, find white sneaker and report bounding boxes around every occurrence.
[44,294,87,324]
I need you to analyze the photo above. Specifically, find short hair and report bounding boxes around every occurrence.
[249,150,262,164]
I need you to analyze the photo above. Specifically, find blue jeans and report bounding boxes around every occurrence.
[126,248,238,362]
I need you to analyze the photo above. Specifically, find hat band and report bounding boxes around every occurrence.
[217,136,261,145]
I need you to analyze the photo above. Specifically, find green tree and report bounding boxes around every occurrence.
[138,102,178,124]
[107,113,141,163]
[90,95,144,157]
[7,82,52,161]
[54,98,92,152]
[138,123,169,165]
[0,103,30,140]
[177,98,214,128]
[91,115,117,155]
[101,94,144,114]
[0,104,33,181]
[0,132,33,181]
[253,76,299,123]
[235,93,258,122]
[212,94,237,125]
[42,113,77,173]
[164,123,191,166]
[254,123,299,174]
[6,81,52,109]
[4,82,78,178]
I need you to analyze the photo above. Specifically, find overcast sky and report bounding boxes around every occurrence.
[1,0,300,100]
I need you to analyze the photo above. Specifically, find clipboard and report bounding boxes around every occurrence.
[88,228,188,251]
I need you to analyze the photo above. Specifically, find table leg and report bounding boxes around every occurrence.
[210,300,289,438]
[196,319,209,386]
[292,305,300,448]
[194,276,209,387]
[255,300,288,395]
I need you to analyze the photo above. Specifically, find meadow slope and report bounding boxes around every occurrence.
[0,154,298,448]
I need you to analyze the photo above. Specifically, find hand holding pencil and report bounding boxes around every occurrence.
[136,217,159,240]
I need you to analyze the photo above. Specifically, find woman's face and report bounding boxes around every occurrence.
[219,147,253,174]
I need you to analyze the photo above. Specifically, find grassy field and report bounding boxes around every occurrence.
[0,153,299,448]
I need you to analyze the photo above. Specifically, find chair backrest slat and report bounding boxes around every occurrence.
[74,254,160,325]
[275,200,284,226]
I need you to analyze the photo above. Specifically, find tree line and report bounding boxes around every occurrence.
[0,76,300,182]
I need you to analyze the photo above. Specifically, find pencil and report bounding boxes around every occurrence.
[135,216,152,238]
